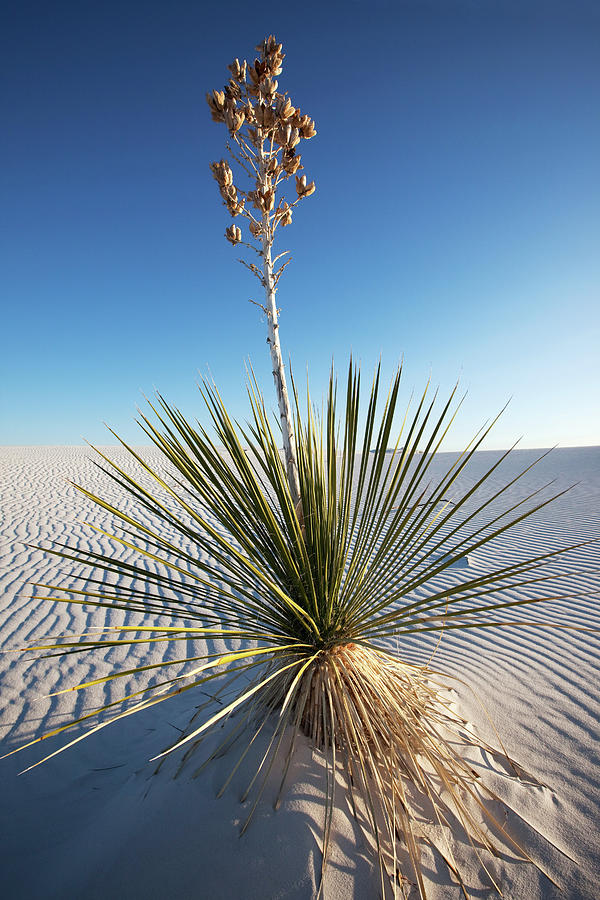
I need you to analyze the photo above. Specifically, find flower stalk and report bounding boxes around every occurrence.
[207,35,317,520]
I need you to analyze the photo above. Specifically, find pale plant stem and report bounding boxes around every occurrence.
[257,145,302,519]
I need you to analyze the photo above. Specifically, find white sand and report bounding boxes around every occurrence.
[1,445,599,899]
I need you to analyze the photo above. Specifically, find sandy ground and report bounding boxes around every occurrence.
[0,445,599,899]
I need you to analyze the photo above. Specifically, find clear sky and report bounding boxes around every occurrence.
[2,0,599,450]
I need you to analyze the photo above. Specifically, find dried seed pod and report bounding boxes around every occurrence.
[257,35,283,58]
[225,224,242,245]
[227,58,247,82]
[244,102,256,123]
[274,122,299,148]
[225,80,242,101]
[266,156,279,176]
[228,199,245,217]
[224,108,245,133]
[212,90,226,109]
[249,59,267,83]
[259,76,278,101]
[210,159,233,186]
[273,124,286,147]
[277,202,293,227]
[276,97,295,120]
[259,188,275,212]
[278,123,292,146]
[266,53,284,77]
[255,104,276,130]
[295,174,315,198]
[220,183,237,202]
[206,91,226,122]
[249,220,262,238]
[264,105,276,128]
[231,112,245,132]
[282,152,302,175]
[299,117,317,139]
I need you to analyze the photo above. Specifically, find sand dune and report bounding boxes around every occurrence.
[1,445,599,899]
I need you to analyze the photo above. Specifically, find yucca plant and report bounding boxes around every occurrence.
[5,34,590,900]
[5,363,584,897]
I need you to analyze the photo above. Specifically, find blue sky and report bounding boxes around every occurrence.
[2,0,599,449]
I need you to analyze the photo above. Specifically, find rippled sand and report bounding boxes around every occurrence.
[1,446,599,899]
